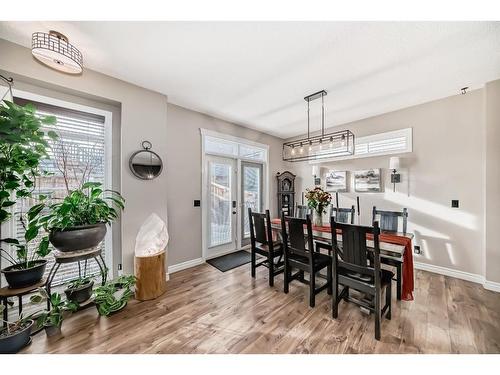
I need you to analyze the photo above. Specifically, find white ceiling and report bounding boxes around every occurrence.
[1,21,500,138]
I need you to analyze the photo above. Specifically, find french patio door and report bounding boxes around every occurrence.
[241,162,263,246]
[206,155,237,258]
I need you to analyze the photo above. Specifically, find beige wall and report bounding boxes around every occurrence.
[166,103,286,265]
[289,89,489,280]
[485,79,500,283]
[0,39,168,275]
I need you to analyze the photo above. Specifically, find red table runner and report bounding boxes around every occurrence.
[270,218,414,301]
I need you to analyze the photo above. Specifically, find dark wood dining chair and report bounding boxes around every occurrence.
[331,219,393,341]
[330,205,355,224]
[372,206,408,234]
[295,204,312,219]
[281,212,332,307]
[372,206,408,300]
[248,208,284,287]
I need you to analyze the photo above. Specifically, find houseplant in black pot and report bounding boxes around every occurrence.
[0,306,34,354]
[93,275,136,316]
[30,288,78,337]
[64,276,94,304]
[0,100,57,288]
[36,182,125,252]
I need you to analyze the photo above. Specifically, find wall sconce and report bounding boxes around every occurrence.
[312,165,321,186]
[389,157,401,192]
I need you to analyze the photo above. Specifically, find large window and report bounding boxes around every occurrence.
[2,96,111,287]
[309,128,412,164]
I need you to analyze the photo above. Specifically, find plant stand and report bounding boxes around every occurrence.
[45,247,107,310]
[0,278,47,328]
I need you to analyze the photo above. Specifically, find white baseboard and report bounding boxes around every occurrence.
[168,257,205,274]
[414,261,499,293]
[483,280,500,292]
[414,262,484,284]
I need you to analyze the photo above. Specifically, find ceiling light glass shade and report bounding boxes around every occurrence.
[283,129,355,162]
[31,31,83,74]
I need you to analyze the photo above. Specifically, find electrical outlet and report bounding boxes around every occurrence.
[194,199,201,207]
[414,245,421,255]
[451,200,459,208]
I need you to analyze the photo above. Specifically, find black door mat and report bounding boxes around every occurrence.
[207,250,260,272]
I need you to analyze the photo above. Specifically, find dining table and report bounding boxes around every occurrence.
[270,219,415,301]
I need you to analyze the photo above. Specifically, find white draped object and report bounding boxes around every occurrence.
[134,213,169,257]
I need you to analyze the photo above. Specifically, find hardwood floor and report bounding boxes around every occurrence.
[22,263,500,354]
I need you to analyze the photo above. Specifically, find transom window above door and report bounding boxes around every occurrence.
[204,135,267,162]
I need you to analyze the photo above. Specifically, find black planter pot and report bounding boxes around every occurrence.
[1,260,47,289]
[64,280,94,304]
[0,320,33,354]
[49,223,107,252]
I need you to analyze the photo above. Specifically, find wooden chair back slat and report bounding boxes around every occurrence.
[248,208,272,247]
[330,205,355,224]
[295,204,312,219]
[372,206,408,233]
[330,220,381,278]
[281,213,314,261]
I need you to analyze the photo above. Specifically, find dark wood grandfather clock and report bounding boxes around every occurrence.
[277,171,296,217]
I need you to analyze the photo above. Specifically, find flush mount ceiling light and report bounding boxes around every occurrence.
[31,31,83,74]
[282,90,355,162]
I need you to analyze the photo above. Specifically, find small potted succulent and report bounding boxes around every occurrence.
[305,186,332,227]
[0,100,57,288]
[0,306,34,354]
[64,276,94,304]
[36,182,125,252]
[30,288,78,337]
[93,275,136,316]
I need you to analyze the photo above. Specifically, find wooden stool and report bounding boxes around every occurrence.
[134,250,167,301]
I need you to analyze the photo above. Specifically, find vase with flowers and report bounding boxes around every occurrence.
[305,187,332,227]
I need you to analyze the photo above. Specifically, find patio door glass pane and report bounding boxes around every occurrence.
[242,163,262,240]
[209,161,233,247]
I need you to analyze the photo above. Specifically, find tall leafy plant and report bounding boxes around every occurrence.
[36,182,125,231]
[0,100,57,268]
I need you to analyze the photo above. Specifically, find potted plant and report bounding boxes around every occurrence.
[30,288,78,337]
[0,306,34,354]
[93,275,136,316]
[0,100,57,288]
[36,181,125,252]
[64,276,94,304]
[305,186,332,227]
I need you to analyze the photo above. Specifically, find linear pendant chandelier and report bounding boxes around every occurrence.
[282,90,355,162]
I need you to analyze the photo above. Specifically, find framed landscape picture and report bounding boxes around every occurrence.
[324,170,347,192]
[354,169,382,192]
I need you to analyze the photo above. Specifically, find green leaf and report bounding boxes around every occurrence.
[24,225,39,242]
[27,203,45,221]
[1,200,16,208]
[47,130,58,140]
[36,237,50,258]
[82,182,101,190]
[4,180,20,190]
[0,209,10,222]
[30,294,44,304]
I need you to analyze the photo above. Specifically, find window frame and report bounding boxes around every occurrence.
[308,127,413,164]
[0,89,114,284]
